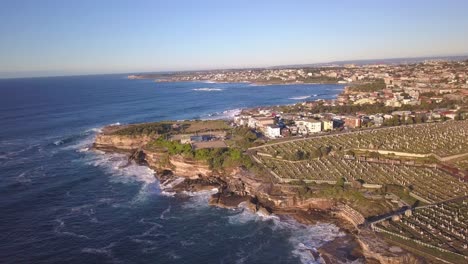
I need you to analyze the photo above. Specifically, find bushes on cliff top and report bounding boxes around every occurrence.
[148,138,253,171]
[113,122,173,136]
[349,79,386,92]
[148,137,193,156]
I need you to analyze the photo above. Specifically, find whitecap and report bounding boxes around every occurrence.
[159,206,171,219]
[192,88,223,91]
[202,108,242,120]
[15,172,32,183]
[289,95,311,100]
[160,190,176,197]
[82,242,118,259]
[54,218,91,240]
[180,240,195,247]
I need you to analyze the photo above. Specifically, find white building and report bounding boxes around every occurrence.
[296,119,322,135]
[265,125,281,139]
[234,115,251,126]
[248,116,275,129]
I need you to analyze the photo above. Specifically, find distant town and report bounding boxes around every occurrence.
[131,59,468,140]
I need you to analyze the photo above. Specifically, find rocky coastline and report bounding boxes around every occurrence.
[93,129,423,264]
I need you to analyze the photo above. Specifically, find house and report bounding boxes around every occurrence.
[344,117,361,128]
[321,120,333,131]
[248,116,275,129]
[296,119,322,135]
[288,125,298,136]
[440,111,457,120]
[190,135,212,143]
[281,127,291,137]
[234,114,251,126]
[370,115,384,126]
[353,98,376,105]
[265,125,281,139]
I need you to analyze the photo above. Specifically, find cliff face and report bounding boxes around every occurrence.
[94,133,155,151]
[144,151,213,179]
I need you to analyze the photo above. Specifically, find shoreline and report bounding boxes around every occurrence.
[92,143,398,264]
[138,76,344,86]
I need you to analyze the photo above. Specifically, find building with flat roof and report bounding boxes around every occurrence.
[265,124,281,139]
[296,119,322,135]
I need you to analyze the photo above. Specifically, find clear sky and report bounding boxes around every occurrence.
[1,0,468,78]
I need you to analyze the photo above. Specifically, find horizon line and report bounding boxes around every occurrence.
[2,53,468,80]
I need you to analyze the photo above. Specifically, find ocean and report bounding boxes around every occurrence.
[0,75,345,264]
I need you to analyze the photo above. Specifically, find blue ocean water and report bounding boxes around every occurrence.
[0,75,345,264]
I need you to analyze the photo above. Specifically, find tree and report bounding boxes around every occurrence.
[405,117,414,125]
[336,177,346,189]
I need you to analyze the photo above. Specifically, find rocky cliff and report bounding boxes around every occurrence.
[92,130,421,264]
[94,133,156,151]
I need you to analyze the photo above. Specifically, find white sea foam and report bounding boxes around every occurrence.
[15,171,32,183]
[54,140,64,146]
[54,218,91,240]
[192,88,224,91]
[287,222,342,264]
[61,122,122,151]
[84,150,159,204]
[227,202,279,225]
[82,242,118,260]
[86,122,120,133]
[86,152,156,185]
[228,203,343,264]
[203,108,242,120]
[181,188,219,209]
[160,190,176,197]
[159,206,171,219]
[160,177,185,190]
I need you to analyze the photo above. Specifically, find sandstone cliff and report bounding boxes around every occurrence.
[94,133,156,151]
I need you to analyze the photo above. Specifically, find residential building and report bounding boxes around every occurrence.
[265,125,281,139]
[344,117,361,128]
[296,119,322,134]
[322,120,333,131]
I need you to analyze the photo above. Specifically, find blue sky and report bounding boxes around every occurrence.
[1,0,467,78]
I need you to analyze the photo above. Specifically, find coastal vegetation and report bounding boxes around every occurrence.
[348,79,386,92]
[111,120,230,136]
[145,136,254,171]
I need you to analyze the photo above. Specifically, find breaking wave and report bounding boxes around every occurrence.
[288,94,318,100]
[54,122,121,151]
[203,108,242,120]
[181,188,219,209]
[228,202,343,264]
[192,88,224,92]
